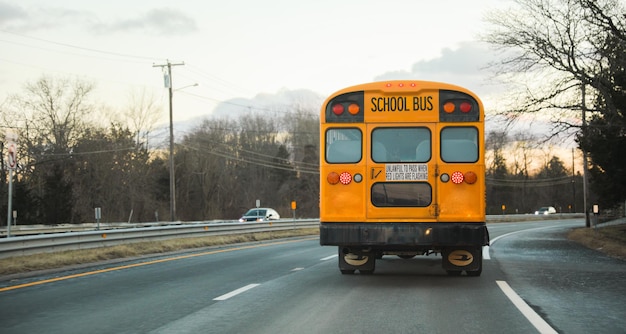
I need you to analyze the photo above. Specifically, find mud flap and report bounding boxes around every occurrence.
[338,247,376,274]
[442,247,482,272]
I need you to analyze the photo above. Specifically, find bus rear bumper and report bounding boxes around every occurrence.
[319,222,489,248]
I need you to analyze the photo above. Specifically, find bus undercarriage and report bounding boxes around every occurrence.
[320,222,489,276]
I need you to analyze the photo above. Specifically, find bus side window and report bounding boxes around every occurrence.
[327,140,361,163]
[441,127,478,163]
[441,140,477,162]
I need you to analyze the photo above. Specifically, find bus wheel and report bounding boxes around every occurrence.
[338,247,376,274]
[442,247,482,276]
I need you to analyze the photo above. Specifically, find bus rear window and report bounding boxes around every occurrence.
[441,127,478,163]
[371,128,431,163]
[371,182,432,207]
[326,128,362,163]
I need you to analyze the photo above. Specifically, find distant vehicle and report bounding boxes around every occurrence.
[239,208,280,222]
[535,206,556,215]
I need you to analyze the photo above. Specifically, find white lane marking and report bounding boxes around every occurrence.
[486,225,571,261]
[320,254,338,261]
[213,284,260,301]
[291,267,304,271]
[496,281,558,334]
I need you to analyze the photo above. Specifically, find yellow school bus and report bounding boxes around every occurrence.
[320,80,489,275]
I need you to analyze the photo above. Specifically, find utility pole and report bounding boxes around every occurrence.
[581,83,590,227]
[153,60,184,222]
[572,148,576,213]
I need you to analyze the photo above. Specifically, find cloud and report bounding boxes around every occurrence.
[0,3,196,36]
[96,8,198,36]
[374,42,501,97]
[211,88,324,119]
[0,2,27,25]
[0,2,99,32]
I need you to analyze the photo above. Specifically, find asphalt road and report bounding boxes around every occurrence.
[0,219,624,334]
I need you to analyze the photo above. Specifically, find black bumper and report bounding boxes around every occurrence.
[320,222,489,247]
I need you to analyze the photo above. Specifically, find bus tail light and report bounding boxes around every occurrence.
[328,171,355,185]
[464,171,477,184]
[327,172,340,184]
[446,171,478,185]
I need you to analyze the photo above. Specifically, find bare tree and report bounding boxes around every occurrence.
[122,88,161,147]
[13,76,95,150]
[7,76,97,224]
[510,131,538,177]
[483,0,625,136]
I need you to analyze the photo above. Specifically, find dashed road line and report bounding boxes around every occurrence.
[213,284,260,301]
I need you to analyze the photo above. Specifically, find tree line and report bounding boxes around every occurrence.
[485,130,589,215]
[0,77,320,225]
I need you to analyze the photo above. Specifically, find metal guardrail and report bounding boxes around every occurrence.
[0,214,588,259]
[0,219,319,259]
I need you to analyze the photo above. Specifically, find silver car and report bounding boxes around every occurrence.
[535,206,556,215]
[239,208,281,222]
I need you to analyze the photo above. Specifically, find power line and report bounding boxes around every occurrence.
[0,29,158,61]
[178,142,319,175]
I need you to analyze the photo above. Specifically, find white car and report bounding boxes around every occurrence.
[239,208,280,222]
[535,206,556,215]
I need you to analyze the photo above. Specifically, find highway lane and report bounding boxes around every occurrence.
[0,219,624,333]
[489,219,626,334]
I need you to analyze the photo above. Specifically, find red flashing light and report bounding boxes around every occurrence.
[451,171,464,184]
[460,102,472,113]
[332,104,344,115]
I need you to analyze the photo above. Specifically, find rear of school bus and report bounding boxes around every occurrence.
[319,80,489,275]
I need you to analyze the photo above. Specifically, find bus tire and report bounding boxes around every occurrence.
[338,247,376,274]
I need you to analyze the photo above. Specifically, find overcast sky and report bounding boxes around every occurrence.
[0,0,510,125]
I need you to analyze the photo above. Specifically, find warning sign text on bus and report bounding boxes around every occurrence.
[385,164,428,181]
